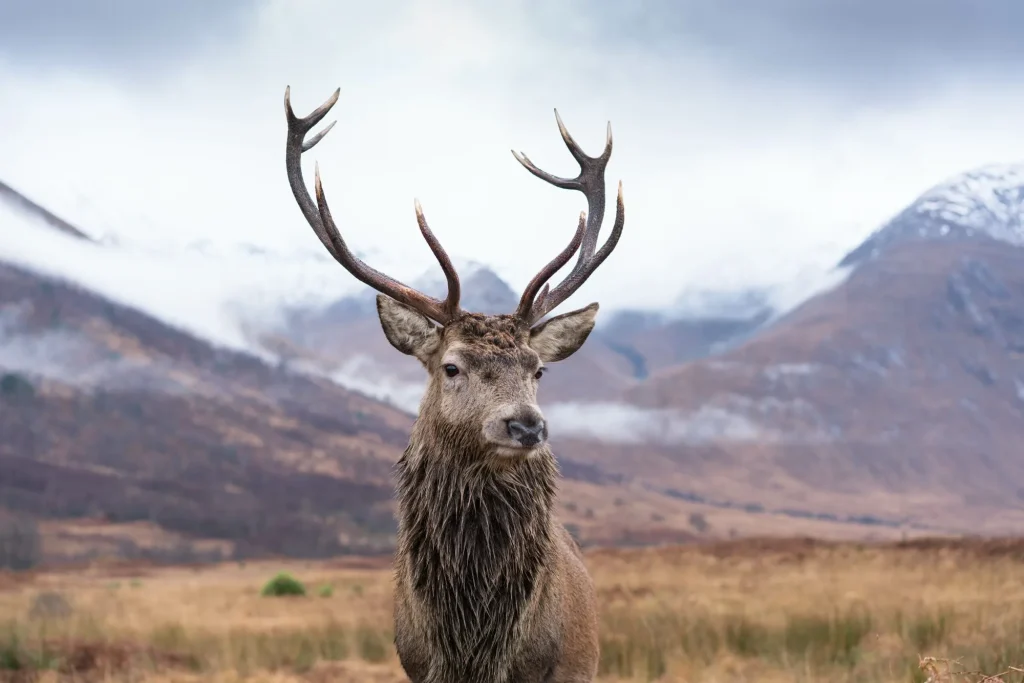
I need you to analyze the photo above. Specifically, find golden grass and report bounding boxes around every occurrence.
[2,539,1023,682]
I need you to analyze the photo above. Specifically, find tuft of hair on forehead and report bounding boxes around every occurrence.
[443,313,527,353]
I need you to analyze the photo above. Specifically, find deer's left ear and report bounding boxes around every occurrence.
[528,302,599,363]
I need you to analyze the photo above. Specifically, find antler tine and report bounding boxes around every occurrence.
[512,110,623,325]
[285,86,462,324]
[414,199,461,319]
[528,181,624,324]
[285,86,341,258]
[514,211,587,321]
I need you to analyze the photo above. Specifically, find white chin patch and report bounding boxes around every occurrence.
[492,444,540,459]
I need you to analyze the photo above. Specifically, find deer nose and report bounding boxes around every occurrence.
[506,415,546,447]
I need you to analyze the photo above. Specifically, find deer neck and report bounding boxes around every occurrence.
[395,419,558,567]
[394,420,558,668]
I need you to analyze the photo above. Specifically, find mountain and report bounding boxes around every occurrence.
[0,259,420,561]
[0,184,414,559]
[4,257,868,560]
[240,160,1024,534]
[257,268,643,410]
[6,179,889,566]
[256,267,769,410]
[619,163,1024,534]
[597,307,771,379]
[12,160,1024,563]
[841,163,1024,266]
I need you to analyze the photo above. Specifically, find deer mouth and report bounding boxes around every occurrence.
[490,443,546,460]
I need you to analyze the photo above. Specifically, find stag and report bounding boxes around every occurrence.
[284,86,624,683]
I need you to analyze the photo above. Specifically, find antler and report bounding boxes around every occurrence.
[284,86,462,324]
[512,110,625,325]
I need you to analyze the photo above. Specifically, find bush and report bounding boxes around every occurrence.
[317,584,334,598]
[261,572,306,597]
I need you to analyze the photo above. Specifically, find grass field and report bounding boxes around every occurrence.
[2,537,1023,682]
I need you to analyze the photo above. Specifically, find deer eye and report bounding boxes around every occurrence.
[534,367,545,380]
[443,364,460,378]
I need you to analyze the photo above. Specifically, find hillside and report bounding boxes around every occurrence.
[261,273,636,408]
[841,163,1024,265]
[259,266,766,409]
[0,259,415,560]
[9,160,1024,561]
[621,165,1024,534]
[4,258,884,560]
[243,159,1024,535]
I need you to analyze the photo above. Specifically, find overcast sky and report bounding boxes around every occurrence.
[4,0,1024,312]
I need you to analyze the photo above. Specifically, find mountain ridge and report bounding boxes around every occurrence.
[842,162,1024,266]
[6,159,1024,563]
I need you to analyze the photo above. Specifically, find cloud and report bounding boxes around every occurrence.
[668,262,853,320]
[11,1,1024,92]
[329,356,426,414]
[0,304,202,396]
[0,329,194,395]
[591,0,1024,99]
[0,201,368,352]
[546,396,842,446]
[0,0,255,76]
[546,401,762,445]
[3,0,1024,322]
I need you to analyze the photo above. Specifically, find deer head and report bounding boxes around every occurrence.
[284,87,624,459]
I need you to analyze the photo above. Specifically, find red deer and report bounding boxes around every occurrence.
[283,86,624,683]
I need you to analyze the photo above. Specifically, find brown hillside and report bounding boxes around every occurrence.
[0,261,412,559]
[1,261,882,562]
[623,240,1024,533]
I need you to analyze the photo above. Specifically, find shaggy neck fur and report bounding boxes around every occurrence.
[395,414,558,681]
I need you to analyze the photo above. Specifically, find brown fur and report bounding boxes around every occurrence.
[379,295,600,683]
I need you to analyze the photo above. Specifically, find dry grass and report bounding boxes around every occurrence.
[1,538,1023,682]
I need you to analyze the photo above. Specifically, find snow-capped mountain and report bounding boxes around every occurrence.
[842,163,1024,266]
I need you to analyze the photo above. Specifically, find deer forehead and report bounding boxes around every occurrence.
[442,313,524,350]
[439,316,540,374]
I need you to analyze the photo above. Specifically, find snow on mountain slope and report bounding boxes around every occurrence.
[842,163,1024,266]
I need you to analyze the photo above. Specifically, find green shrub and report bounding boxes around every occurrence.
[260,572,306,597]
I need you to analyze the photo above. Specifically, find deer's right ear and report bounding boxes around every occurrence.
[376,294,441,363]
